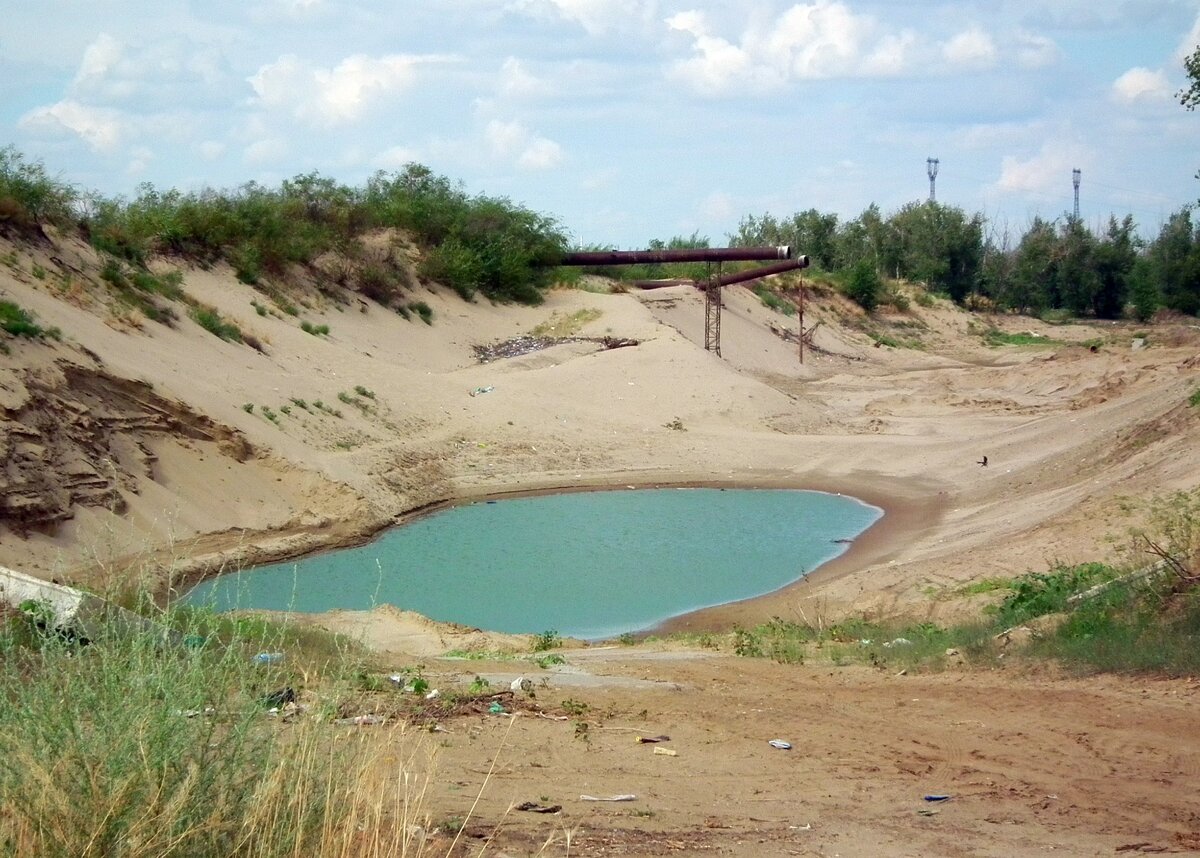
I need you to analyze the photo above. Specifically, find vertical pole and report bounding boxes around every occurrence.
[797,277,804,364]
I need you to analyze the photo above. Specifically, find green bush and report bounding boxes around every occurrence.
[989,563,1118,628]
[843,259,880,312]
[189,305,243,342]
[0,300,50,338]
[0,146,78,234]
[409,301,433,325]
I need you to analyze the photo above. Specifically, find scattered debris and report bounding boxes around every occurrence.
[175,706,217,718]
[469,385,494,397]
[510,677,533,693]
[580,794,637,802]
[260,687,295,708]
[636,735,671,744]
[883,638,912,648]
[653,747,678,757]
[488,701,506,714]
[768,739,792,750]
[472,335,639,364]
[515,801,562,814]
[334,714,386,727]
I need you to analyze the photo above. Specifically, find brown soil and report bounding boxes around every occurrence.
[2,230,1200,855]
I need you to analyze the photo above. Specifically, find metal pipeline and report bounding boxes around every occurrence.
[710,256,810,288]
[560,246,792,266]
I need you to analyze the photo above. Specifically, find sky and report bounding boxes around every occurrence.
[2,0,1198,249]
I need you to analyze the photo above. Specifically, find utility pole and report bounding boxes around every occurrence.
[927,157,939,202]
[1072,168,1081,220]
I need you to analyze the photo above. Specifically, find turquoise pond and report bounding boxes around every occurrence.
[184,488,882,640]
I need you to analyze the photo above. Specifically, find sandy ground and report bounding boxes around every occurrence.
[2,232,1200,855]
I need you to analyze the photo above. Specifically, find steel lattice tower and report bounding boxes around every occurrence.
[927,157,939,202]
[1072,168,1081,220]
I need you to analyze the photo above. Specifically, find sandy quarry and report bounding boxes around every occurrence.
[2,230,1200,855]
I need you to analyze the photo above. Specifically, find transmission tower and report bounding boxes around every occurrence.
[927,157,939,202]
[1072,168,1081,220]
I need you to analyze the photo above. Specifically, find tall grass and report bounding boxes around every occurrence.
[0,606,431,857]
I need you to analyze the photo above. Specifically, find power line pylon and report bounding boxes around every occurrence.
[1072,168,1081,220]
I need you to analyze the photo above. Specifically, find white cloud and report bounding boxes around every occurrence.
[993,141,1087,198]
[18,100,123,151]
[498,57,555,99]
[198,141,226,160]
[511,0,657,35]
[942,27,998,70]
[126,146,154,176]
[485,119,527,157]
[1111,67,1171,104]
[485,119,563,170]
[517,137,563,170]
[1014,31,1059,70]
[75,33,123,87]
[249,53,450,126]
[243,137,289,165]
[665,2,915,95]
[375,145,421,169]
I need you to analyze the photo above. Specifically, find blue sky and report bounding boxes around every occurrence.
[2,0,1198,248]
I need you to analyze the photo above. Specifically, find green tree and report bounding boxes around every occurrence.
[1146,210,1200,316]
[1091,215,1138,319]
[1009,217,1059,313]
[1179,44,1200,111]
[885,202,984,303]
[844,257,881,312]
[1055,218,1099,315]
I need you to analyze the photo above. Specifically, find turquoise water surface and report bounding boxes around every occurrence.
[185,488,882,639]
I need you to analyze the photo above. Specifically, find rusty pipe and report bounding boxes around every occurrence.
[632,278,696,290]
[710,256,810,288]
[560,246,792,266]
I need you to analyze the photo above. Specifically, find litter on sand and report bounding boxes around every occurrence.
[469,385,495,397]
[636,735,670,744]
[515,802,562,814]
[923,794,952,802]
[768,739,792,750]
[580,794,637,802]
[652,747,678,756]
[334,714,386,726]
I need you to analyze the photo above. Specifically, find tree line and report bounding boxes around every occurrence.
[1,142,1197,319]
[730,202,1199,320]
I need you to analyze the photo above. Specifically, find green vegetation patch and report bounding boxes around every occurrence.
[0,300,57,339]
[189,304,243,342]
[982,328,1065,347]
[0,602,434,857]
